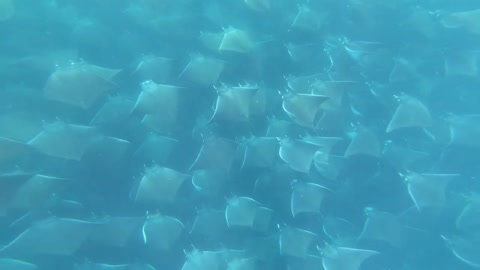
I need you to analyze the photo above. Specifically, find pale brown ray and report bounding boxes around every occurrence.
[291,4,327,32]
[241,136,279,168]
[190,208,228,237]
[291,181,331,217]
[444,50,479,77]
[447,114,480,148]
[9,174,70,211]
[142,213,184,251]
[225,196,261,229]
[218,27,254,54]
[90,96,135,126]
[189,136,237,172]
[266,117,292,137]
[134,166,189,205]
[178,55,225,86]
[133,133,178,165]
[130,81,180,117]
[199,31,224,51]
[0,258,36,270]
[279,137,322,173]
[441,9,480,35]
[191,169,229,197]
[0,109,45,142]
[87,216,145,248]
[282,92,328,128]
[311,79,354,110]
[0,137,32,162]
[456,199,480,232]
[244,0,270,12]
[404,172,458,212]
[279,226,317,258]
[313,155,344,181]
[44,63,120,110]
[27,122,99,161]
[344,126,381,158]
[141,113,176,135]
[182,249,224,270]
[210,84,258,123]
[441,235,480,268]
[81,136,131,169]
[0,217,98,257]
[358,208,405,248]
[386,94,431,133]
[321,245,379,270]
[133,54,174,84]
[382,141,429,170]
[227,257,256,270]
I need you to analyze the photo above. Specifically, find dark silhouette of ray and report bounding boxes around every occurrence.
[133,134,178,165]
[218,27,254,54]
[321,245,379,270]
[87,216,145,248]
[225,196,261,229]
[279,226,317,258]
[9,174,70,212]
[134,166,189,205]
[0,217,98,257]
[447,114,480,148]
[282,92,328,128]
[130,81,181,117]
[404,172,458,212]
[210,84,258,123]
[90,96,135,127]
[291,181,331,217]
[0,258,37,270]
[178,55,225,86]
[44,63,120,110]
[358,208,405,248]
[191,169,229,197]
[279,138,322,173]
[442,235,480,268]
[189,137,237,172]
[27,122,99,161]
[244,0,270,12]
[133,55,174,84]
[142,213,184,251]
[344,126,381,158]
[241,137,279,168]
[386,94,431,133]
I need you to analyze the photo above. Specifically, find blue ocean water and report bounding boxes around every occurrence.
[0,1,480,270]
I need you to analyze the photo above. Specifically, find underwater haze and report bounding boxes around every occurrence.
[1,0,480,269]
